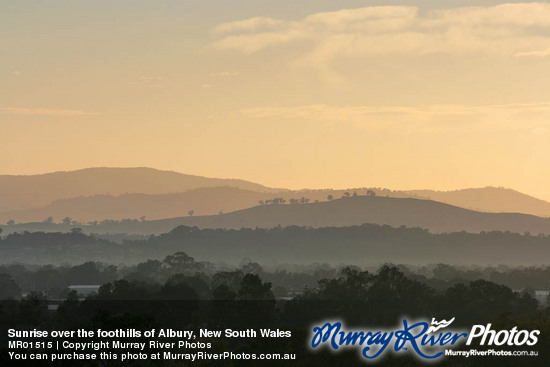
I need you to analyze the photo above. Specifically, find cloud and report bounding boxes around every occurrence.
[212,17,283,35]
[515,48,550,58]
[239,103,550,133]
[211,3,550,74]
[0,107,97,116]
[213,29,309,54]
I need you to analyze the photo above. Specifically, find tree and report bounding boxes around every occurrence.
[67,262,102,284]
[43,216,53,223]
[0,273,20,299]
[211,271,243,293]
[367,190,376,197]
[7,219,15,226]
[213,284,236,300]
[188,210,194,217]
[70,227,83,235]
[236,274,275,327]
[522,287,536,298]
[62,217,72,225]
[238,274,274,300]
[136,260,162,276]
[327,195,333,201]
[161,275,201,300]
[241,262,263,275]
[163,252,195,271]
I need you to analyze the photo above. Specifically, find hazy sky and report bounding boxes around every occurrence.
[2,1,550,199]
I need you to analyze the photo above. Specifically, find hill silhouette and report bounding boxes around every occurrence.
[2,224,550,265]
[147,196,550,235]
[404,187,550,217]
[0,167,277,212]
[0,187,284,223]
[2,176,550,223]
[3,196,549,236]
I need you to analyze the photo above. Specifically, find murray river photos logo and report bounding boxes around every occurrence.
[310,317,540,361]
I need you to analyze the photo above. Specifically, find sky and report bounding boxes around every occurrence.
[2,1,550,200]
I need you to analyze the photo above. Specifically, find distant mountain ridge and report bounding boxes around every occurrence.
[0,167,278,212]
[3,196,549,237]
[1,186,550,225]
[2,224,550,265]
[1,167,550,224]
[150,195,550,235]
[403,187,550,218]
[0,187,274,222]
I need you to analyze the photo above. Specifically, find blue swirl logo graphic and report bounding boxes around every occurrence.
[311,318,468,360]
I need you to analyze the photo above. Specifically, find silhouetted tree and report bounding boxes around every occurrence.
[241,262,263,275]
[211,271,243,293]
[238,274,274,300]
[161,275,201,300]
[0,273,21,299]
[213,284,236,300]
[163,252,199,274]
[70,227,83,235]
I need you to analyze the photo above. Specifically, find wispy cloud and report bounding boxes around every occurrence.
[515,48,550,58]
[0,107,97,116]
[212,17,283,35]
[211,3,550,76]
[240,103,550,133]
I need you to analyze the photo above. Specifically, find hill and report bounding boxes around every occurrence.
[404,187,550,217]
[2,183,550,224]
[0,167,277,212]
[1,224,550,265]
[155,195,550,235]
[0,187,275,223]
[3,196,549,236]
